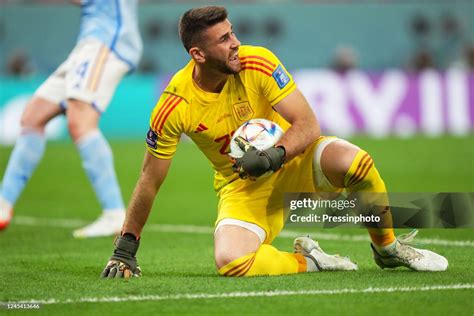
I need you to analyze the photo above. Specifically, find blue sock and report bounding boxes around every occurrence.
[77,130,125,211]
[1,130,46,205]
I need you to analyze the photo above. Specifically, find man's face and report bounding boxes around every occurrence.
[200,19,241,74]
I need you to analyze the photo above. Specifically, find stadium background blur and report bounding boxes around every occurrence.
[1,0,473,143]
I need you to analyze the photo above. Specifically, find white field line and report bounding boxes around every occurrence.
[2,284,473,305]
[13,215,474,248]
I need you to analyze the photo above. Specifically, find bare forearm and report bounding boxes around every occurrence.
[277,117,320,161]
[122,178,158,237]
[121,153,172,237]
[273,89,321,161]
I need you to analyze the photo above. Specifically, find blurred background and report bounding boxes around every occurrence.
[0,0,473,143]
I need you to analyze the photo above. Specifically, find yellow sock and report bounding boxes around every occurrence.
[345,150,396,247]
[218,244,307,277]
[368,228,396,247]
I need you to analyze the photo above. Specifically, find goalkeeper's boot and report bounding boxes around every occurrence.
[371,230,448,271]
[294,236,358,271]
[73,209,125,238]
[0,196,13,230]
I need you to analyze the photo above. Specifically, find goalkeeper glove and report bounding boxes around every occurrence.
[232,136,286,179]
[101,233,142,279]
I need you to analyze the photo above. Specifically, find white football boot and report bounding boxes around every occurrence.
[371,230,448,271]
[0,196,13,230]
[73,209,125,238]
[294,236,358,271]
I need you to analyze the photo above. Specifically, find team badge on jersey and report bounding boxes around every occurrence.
[232,101,254,121]
[272,64,290,89]
[146,128,158,149]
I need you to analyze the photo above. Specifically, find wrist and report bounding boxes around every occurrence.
[275,145,286,163]
[263,145,286,173]
[122,232,139,241]
[115,233,140,257]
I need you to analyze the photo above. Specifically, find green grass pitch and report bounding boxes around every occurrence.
[0,135,473,315]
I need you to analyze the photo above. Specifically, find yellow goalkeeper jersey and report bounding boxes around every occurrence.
[146,45,296,191]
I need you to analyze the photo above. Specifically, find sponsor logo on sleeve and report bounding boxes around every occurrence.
[146,128,158,149]
[272,64,290,89]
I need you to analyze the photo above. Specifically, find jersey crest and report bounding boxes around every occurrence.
[232,101,254,121]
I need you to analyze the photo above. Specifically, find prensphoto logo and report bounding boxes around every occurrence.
[289,213,381,225]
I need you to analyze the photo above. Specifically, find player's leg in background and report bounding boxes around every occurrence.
[318,138,448,271]
[66,41,129,238]
[66,99,126,238]
[0,97,63,229]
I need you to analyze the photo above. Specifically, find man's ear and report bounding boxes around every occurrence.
[189,47,206,64]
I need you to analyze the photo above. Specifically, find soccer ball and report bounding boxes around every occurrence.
[229,118,284,159]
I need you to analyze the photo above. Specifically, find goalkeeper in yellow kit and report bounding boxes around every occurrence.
[101,6,448,278]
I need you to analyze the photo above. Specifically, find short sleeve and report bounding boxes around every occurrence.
[146,92,185,159]
[240,46,296,105]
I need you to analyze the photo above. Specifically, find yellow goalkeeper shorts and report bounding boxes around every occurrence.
[216,136,341,244]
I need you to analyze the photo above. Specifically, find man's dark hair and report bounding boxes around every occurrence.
[179,6,228,52]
